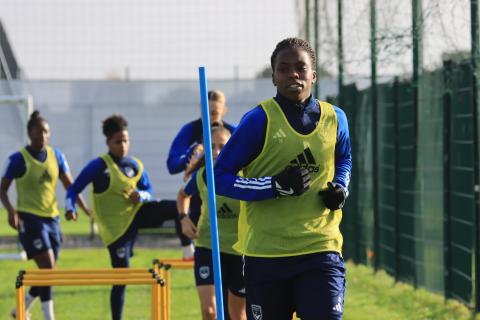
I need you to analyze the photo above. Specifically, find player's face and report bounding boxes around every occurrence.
[209,100,226,124]
[107,130,130,158]
[28,121,50,150]
[272,47,316,103]
[211,131,230,162]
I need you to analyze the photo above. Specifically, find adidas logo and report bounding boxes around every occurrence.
[217,203,237,219]
[332,296,343,313]
[272,129,287,143]
[287,147,319,173]
[39,170,52,184]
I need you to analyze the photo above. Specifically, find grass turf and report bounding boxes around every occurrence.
[0,208,93,237]
[0,247,477,319]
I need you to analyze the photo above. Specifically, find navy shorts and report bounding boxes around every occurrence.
[194,246,245,297]
[18,212,62,260]
[108,200,183,268]
[244,252,346,320]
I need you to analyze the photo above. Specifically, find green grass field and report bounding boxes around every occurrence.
[0,208,93,237]
[0,247,477,320]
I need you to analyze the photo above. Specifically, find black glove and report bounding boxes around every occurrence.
[272,166,311,196]
[318,182,347,210]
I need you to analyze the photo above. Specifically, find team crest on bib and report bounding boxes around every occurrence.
[116,247,126,259]
[33,239,43,250]
[125,167,135,178]
[199,266,210,279]
[251,304,262,320]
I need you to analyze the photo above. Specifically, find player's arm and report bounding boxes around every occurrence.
[0,177,17,229]
[0,153,25,229]
[176,172,198,239]
[319,107,352,210]
[130,163,153,204]
[55,149,91,219]
[65,158,104,219]
[166,123,201,174]
[214,106,306,201]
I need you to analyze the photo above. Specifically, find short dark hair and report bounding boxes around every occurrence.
[27,110,47,131]
[270,37,316,70]
[207,90,226,104]
[102,114,128,138]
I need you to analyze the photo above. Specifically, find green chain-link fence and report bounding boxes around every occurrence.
[338,59,479,307]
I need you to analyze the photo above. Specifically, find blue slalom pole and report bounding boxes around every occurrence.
[198,66,225,320]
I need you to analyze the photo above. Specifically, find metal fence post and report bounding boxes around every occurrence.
[370,0,380,271]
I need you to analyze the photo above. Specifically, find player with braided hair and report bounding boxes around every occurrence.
[1,110,90,320]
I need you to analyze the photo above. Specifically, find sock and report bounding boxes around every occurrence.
[41,300,55,320]
[11,293,37,318]
[25,293,37,311]
[182,244,195,259]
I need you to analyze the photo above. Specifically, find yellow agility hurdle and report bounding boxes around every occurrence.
[15,268,166,320]
[21,267,156,274]
[152,258,194,320]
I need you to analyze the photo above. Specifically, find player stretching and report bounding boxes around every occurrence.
[1,111,90,320]
[65,114,190,320]
[214,38,352,320]
[177,125,246,320]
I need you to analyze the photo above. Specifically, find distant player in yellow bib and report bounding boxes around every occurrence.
[214,38,352,319]
[177,125,246,320]
[0,111,90,320]
[65,114,192,320]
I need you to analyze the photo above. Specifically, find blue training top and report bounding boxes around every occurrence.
[183,171,199,196]
[214,93,352,201]
[65,153,152,213]
[166,118,236,174]
[2,146,70,180]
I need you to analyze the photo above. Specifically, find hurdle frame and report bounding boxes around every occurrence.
[15,268,166,320]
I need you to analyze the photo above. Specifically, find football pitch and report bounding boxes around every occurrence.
[0,247,476,320]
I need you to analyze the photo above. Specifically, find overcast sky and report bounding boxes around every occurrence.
[0,0,301,79]
[0,0,471,80]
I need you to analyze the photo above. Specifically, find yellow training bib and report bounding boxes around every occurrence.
[234,98,343,257]
[196,167,241,255]
[91,154,143,246]
[16,146,60,218]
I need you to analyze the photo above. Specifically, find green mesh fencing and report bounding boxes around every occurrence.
[338,56,479,307]
[349,87,375,265]
[377,81,398,276]
[395,80,417,284]
[337,84,361,263]
[443,61,476,305]
[415,69,445,293]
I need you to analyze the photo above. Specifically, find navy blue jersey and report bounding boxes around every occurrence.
[2,146,69,180]
[183,171,199,196]
[65,153,152,212]
[214,93,352,201]
[167,119,236,174]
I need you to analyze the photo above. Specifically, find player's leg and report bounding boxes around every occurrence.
[197,285,217,320]
[243,256,295,320]
[136,200,194,259]
[224,253,246,320]
[228,292,246,320]
[293,252,346,320]
[194,247,219,320]
[15,214,57,320]
[107,227,136,320]
[32,250,56,320]
[33,216,62,320]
